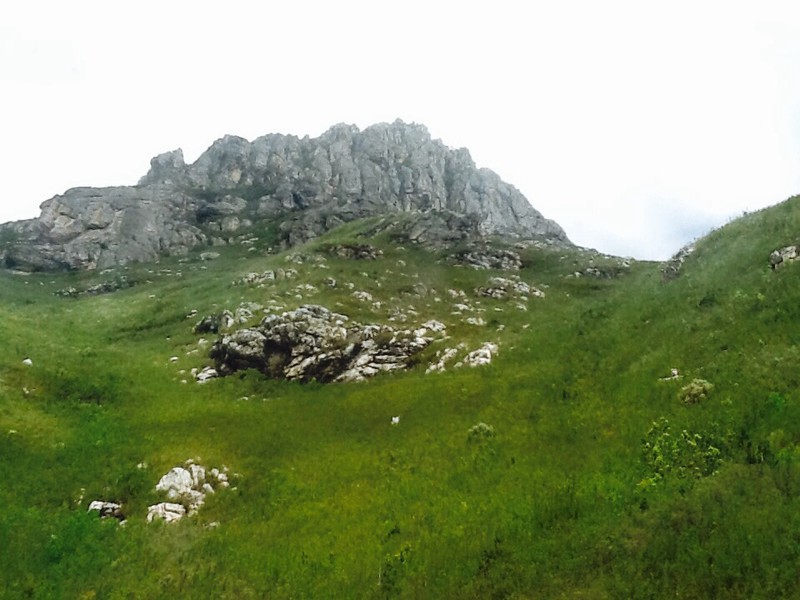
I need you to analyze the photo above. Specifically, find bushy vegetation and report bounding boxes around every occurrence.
[3,197,800,597]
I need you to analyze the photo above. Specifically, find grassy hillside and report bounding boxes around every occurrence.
[3,199,800,598]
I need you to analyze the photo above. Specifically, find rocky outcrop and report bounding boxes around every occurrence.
[1,120,570,271]
[662,244,695,281]
[209,304,440,383]
[770,245,799,269]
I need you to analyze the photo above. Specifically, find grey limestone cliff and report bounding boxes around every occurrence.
[0,120,570,271]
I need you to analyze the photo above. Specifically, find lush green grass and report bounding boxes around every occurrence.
[4,199,800,598]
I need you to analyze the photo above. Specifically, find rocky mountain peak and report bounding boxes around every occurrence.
[1,120,570,271]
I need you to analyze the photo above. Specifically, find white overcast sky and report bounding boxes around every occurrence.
[2,0,799,260]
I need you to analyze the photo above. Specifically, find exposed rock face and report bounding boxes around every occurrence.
[1,120,570,271]
[210,304,438,383]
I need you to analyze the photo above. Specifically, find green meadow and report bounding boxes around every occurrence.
[3,200,800,598]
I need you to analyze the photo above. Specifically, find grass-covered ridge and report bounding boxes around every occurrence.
[3,198,800,598]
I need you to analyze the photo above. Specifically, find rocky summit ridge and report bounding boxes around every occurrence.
[0,120,569,271]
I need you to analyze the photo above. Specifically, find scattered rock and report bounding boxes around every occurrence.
[476,276,543,300]
[426,347,460,373]
[22,358,33,366]
[352,290,374,303]
[454,247,522,270]
[236,270,275,286]
[323,243,383,260]
[195,366,219,383]
[194,310,235,334]
[54,276,133,298]
[465,317,487,326]
[459,342,498,368]
[200,251,221,261]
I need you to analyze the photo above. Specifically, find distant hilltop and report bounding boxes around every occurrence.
[0,120,570,271]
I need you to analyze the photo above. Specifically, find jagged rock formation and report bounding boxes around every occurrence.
[209,304,443,383]
[0,120,569,271]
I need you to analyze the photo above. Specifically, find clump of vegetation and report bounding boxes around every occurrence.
[467,422,496,443]
[639,417,723,489]
[679,378,714,404]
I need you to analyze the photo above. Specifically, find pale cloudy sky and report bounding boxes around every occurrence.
[2,0,799,260]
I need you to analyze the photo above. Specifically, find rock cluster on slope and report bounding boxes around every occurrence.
[0,120,570,271]
[209,304,442,383]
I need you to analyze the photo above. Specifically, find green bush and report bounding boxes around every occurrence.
[679,378,714,404]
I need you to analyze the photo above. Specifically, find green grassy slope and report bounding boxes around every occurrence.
[3,199,800,598]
